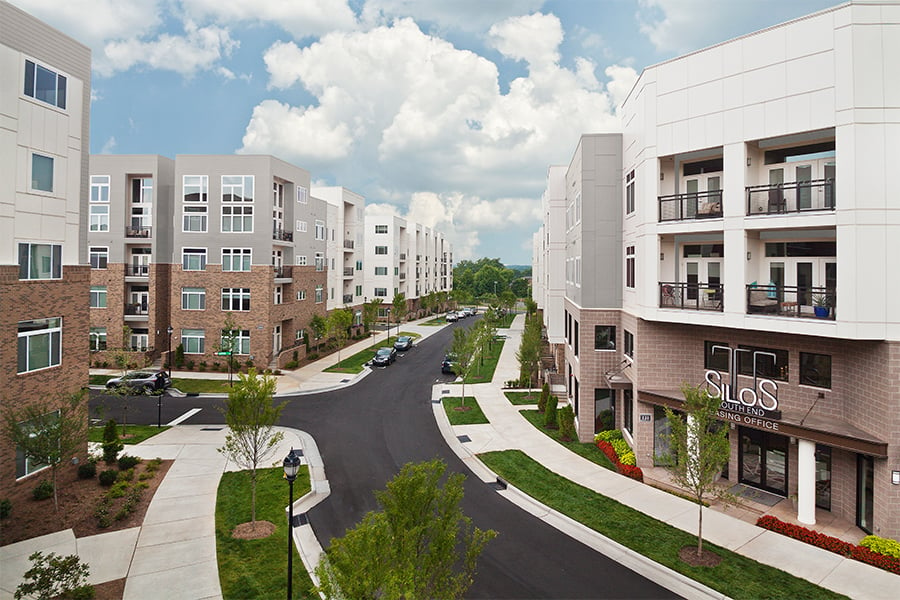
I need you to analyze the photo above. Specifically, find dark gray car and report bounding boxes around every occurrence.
[105,370,171,393]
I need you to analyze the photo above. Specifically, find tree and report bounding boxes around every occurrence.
[4,392,88,511]
[516,314,542,388]
[216,312,242,385]
[663,384,733,561]
[450,327,477,408]
[217,369,285,523]
[391,292,408,333]
[363,298,382,333]
[510,278,530,299]
[315,460,496,600]
[309,314,327,352]
[15,551,92,600]
[327,307,354,364]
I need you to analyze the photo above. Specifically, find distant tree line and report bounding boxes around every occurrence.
[453,258,530,302]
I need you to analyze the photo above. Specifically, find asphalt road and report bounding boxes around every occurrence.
[91,319,677,599]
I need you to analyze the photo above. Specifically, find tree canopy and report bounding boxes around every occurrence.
[453,258,529,300]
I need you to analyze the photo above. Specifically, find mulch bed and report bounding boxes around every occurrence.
[679,545,723,567]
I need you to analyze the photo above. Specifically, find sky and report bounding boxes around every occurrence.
[11,0,839,265]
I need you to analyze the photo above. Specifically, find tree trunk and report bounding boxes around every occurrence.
[250,468,257,523]
[697,502,704,556]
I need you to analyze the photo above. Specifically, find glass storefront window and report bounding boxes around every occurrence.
[815,445,831,510]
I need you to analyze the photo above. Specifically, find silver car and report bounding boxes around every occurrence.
[105,370,171,394]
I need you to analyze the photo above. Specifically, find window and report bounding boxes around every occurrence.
[315,220,326,240]
[24,59,66,109]
[222,248,251,272]
[31,153,54,192]
[181,329,205,354]
[274,285,283,305]
[375,246,388,255]
[296,220,307,233]
[296,290,307,301]
[574,320,579,357]
[89,246,108,270]
[623,390,634,435]
[375,266,388,275]
[222,330,251,355]
[18,317,61,373]
[89,327,107,351]
[14,411,58,478]
[19,243,62,279]
[356,260,363,270]
[222,205,253,232]
[183,175,208,232]
[181,287,206,310]
[704,341,730,372]
[89,205,109,232]
[355,285,362,296]
[625,169,635,214]
[184,175,208,202]
[315,252,325,272]
[737,345,788,382]
[91,175,110,202]
[222,175,254,202]
[182,248,207,271]
[315,285,324,303]
[221,288,250,311]
[296,255,307,266]
[374,287,387,297]
[89,286,107,308]
[595,389,616,432]
[183,204,208,232]
[375,225,388,234]
[624,330,634,360]
[800,352,831,389]
[626,245,635,288]
[594,326,616,350]
[296,329,306,341]
[297,186,308,204]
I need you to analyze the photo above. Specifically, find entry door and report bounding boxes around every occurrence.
[740,428,788,495]
[131,252,150,277]
[682,261,719,302]
[273,325,282,356]
[130,290,149,313]
[130,333,149,352]
[857,455,874,533]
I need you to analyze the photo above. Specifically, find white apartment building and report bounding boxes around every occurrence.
[536,0,900,540]
[313,186,365,315]
[364,214,408,313]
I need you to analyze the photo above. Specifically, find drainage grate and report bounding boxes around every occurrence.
[441,389,451,395]
[488,477,508,491]
[200,427,223,431]
[457,435,471,443]
[291,513,308,527]
[340,379,350,383]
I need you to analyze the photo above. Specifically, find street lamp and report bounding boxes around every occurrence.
[386,307,391,340]
[166,325,174,378]
[283,448,301,600]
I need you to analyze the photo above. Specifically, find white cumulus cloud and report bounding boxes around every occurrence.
[361,0,544,32]
[181,0,358,38]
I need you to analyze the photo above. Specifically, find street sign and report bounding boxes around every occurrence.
[215,351,232,356]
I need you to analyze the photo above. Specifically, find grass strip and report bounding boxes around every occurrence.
[442,397,488,425]
[479,450,847,600]
[504,390,540,405]
[88,424,170,445]
[464,340,504,384]
[520,410,617,470]
[171,378,235,394]
[323,333,419,373]
[216,467,316,599]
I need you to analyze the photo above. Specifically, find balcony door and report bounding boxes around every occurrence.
[130,288,149,313]
[683,173,721,218]
[131,249,150,277]
[273,324,282,356]
[682,260,720,302]
[272,181,284,235]
[767,158,835,211]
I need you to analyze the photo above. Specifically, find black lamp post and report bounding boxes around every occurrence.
[283,448,301,600]
[166,325,174,378]
[386,307,391,340]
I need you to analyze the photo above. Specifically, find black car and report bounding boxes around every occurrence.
[441,353,457,374]
[105,370,171,393]
[393,336,413,351]
[372,347,397,366]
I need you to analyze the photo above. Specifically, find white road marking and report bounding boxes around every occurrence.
[167,408,201,426]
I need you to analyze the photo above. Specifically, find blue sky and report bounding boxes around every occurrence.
[12,0,837,265]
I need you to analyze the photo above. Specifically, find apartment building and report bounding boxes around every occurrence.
[313,186,365,315]
[88,154,327,370]
[0,2,92,497]
[535,1,900,539]
[365,214,408,316]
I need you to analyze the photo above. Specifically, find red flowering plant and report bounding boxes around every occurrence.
[595,440,644,482]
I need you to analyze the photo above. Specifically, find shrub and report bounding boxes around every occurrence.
[274,369,282,375]
[107,481,129,499]
[538,383,549,413]
[558,405,576,441]
[197,361,207,372]
[292,350,298,362]
[95,497,112,528]
[32,480,54,501]
[544,395,559,429]
[117,468,135,482]
[284,360,298,369]
[98,469,118,487]
[117,454,141,470]
[619,451,636,466]
[617,463,644,482]
[860,535,900,559]
[77,461,97,479]
[1,498,11,519]
[14,551,93,600]
[596,440,643,482]
[308,352,319,360]
[101,420,123,465]
[174,343,185,368]
[185,360,195,370]
[594,429,624,443]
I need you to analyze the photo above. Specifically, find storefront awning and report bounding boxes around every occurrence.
[639,389,888,458]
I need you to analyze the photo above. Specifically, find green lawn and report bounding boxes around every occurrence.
[88,424,170,445]
[519,410,617,469]
[463,339,504,384]
[422,316,449,326]
[324,333,421,373]
[442,397,488,425]
[90,374,235,394]
[479,450,847,600]
[504,390,541,405]
[216,467,316,599]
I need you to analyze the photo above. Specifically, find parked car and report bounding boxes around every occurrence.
[441,353,457,374]
[445,312,459,322]
[372,346,398,366]
[457,310,467,319]
[462,307,476,317]
[394,336,413,351]
[105,370,171,394]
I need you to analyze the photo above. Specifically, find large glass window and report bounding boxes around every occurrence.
[375,246,388,255]
[315,285,324,303]
[315,253,325,272]
[18,243,62,279]
[222,248,251,272]
[181,329,205,354]
[296,220,307,233]
[625,169,635,214]
[737,345,788,381]
[375,266,388,276]
[315,220,326,240]
[89,246,108,270]
[623,390,634,435]
[24,60,66,109]
[222,205,253,232]
[624,330,634,359]
[89,205,109,232]
[800,352,831,389]
[181,287,206,310]
[296,255,307,266]
[221,288,250,311]
[297,186,308,203]
[89,286,107,308]
[222,330,251,355]
[31,153,54,192]
[222,175,254,202]
[594,389,615,433]
[14,411,58,478]
[91,175,110,203]
[375,225,388,234]
[18,317,62,373]
[704,341,730,372]
[183,175,208,232]
[594,326,616,350]
[182,248,207,271]
[374,287,387,297]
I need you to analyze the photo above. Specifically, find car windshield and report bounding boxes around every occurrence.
[397,337,410,343]
[124,372,152,379]
[376,348,392,356]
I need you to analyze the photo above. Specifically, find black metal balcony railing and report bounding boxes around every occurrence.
[343,294,353,304]
[343,267,354,277]
[273,265,292,278]
[746,179,835,215]
[658,190,723,222]
[124,302,149,316]
[399,272,406,280]
[125,265,149,277]
[343,239,354,249]
[125,226,152,238]
[659,282,723,312]
[399,253,406,260]
[746,284,835,320]
[273,228,294,242]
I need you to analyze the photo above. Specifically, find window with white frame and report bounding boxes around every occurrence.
[315,220,326,240]
[315,285,323,303]
[182,248,207,271]
[626,245,635,288]
[296,255,307,266]
[91,175,110,203]
[222,248,252,272]
[296,220,307,233]
[625,169,635,214]
[296,289,306,301]
[18,317,61,373]
[31,153,54,192]
[181,287,206,310]
[375,225,388,234]
[222,329,251,355]
[274,285,283,304]
[356,260,363,270]
[182,175,208,232]
[14,411,58,478]
[296,328,306,341]
[297,186,308,204]
[222,175,254,202]
[89,286,107,308]
[374,287,387,297]
[89,246,108,270]
[181,329,205,354]
[90,327,107,351]
[355,285,362,296]
[315,252,325,271]
[24,59,66,109]
[222,288,250,311]
[19,243,62,279]
[375,246,388,255]
[222,205,253,232]
[89,205,109,232]
[375,266,387,275]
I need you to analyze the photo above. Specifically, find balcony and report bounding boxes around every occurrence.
[659,282,723,312]
[399,253,406,261]
[343,294,353,304]
[274,265,292,279]
[343,267,354,278]
[746,179,834,215]
[125,226,152,238]
[343,239,354,249]
[273,228,293,242]
[658,190,723,222]
[399,272,406,280]
[746,284,835,320]
[124,302,149,316]
[125,265,149,277]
